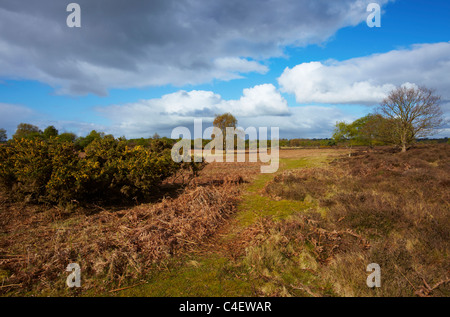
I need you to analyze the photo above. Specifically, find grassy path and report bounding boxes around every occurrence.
[113,155,331,297]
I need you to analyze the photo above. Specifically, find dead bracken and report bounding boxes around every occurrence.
[0,178,241,294]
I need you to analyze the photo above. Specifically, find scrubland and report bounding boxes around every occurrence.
[0,145,448,297]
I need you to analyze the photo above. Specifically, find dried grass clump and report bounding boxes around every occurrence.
[194,161,260,186]
[324,145,450,296]
[238,213,369,297]
[264,167,339,201]
[0,182,240,294]
[256,145,449,297]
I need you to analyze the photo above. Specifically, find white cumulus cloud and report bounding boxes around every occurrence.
[97,84,289,137]
[278,42,450,105]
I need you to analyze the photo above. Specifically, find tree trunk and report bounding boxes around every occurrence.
[401,143,407,152]
[401,130,408,152]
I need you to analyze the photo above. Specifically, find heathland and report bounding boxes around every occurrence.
[1,144,448,297]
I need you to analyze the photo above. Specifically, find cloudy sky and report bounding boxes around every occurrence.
[0,0,449,139]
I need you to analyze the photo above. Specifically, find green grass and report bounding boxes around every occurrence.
[117,255,259,297]
[237,195,311,227]
[236,156,329,227]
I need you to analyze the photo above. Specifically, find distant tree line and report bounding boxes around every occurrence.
[279,139,336,148]
[0,86,446,152]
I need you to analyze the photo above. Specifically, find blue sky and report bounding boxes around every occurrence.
[0,0,449,139]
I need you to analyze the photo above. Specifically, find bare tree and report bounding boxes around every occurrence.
[378,86,443,152]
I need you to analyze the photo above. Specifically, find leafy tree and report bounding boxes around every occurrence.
[75,130,105,150]
[43,126,59,139]
[13,123,43,140]
[334,114,400,148]
[58,132,77,143]
[351,114,390,147]
[0,129,7,143]
[378,86,443,152]
[213,113,237,149]
[333,121,357,146]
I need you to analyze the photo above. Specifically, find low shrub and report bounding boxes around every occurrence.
[0,136,201,205]
[0,138,52,202]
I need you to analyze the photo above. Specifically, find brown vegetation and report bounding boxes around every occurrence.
[262,144,449,296]
[0,177,242,294]
[1,145,448,297]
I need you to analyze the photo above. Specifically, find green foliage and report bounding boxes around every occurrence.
[0,135,192,205]
[0,144,15,188]
[43,126,59,139]
[45,140,80,203]
[213,113,238,149]
[1,138,52,201]
[75,130,105,150]
[0,128,7,143]
[127,137,152,148]
[58,132,77,143]
[149,137,176,152]
[81,137,179,200]
[13,123,43,140]
[333,114,391,147]
[283,138,334,148]
[333,121,357,145]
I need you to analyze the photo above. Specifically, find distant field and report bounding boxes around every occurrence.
[1,146,448,297]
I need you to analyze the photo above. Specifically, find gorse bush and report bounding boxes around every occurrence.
[81,136,181,201]
[1,138,52,202]
[0,136,197,204]
[45,140,83,203]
